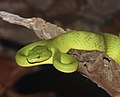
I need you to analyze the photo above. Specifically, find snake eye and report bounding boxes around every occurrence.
[26,45,52,64]
[36,56,40,58]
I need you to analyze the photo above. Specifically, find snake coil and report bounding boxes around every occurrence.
[15,31,120,73]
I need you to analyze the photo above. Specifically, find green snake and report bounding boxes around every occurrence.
[15,31,120,73]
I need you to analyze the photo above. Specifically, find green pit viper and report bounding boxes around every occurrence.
[15,31,120,73]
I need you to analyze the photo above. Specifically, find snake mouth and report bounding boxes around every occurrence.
[26,57,51,64]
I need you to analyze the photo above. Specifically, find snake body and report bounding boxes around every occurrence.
[15,31,120,73]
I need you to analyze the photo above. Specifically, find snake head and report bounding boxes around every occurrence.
[27,45,52,63]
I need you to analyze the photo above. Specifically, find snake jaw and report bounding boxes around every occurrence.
[27,56,51,64]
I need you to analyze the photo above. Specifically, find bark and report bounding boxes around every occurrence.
[0,11,65,40]
[68,49,120,97]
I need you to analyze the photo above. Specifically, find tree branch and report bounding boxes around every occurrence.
[0,11,65,39]
[68,49,120,97]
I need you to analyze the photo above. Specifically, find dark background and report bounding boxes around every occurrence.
[0,0,120,97]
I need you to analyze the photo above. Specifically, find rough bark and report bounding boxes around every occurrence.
[0,11,65,40]
[68,49,120,97]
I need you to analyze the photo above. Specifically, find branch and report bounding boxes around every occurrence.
[68,49,120,97]
[0,11,65,39]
